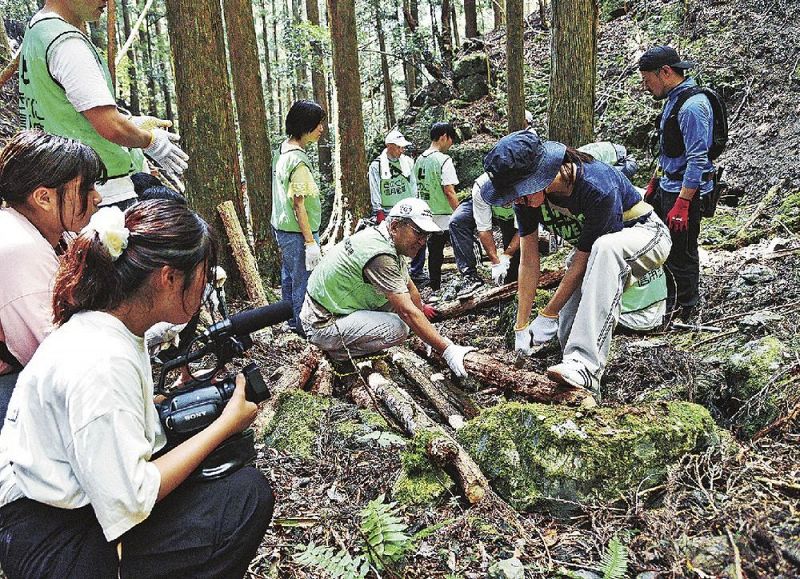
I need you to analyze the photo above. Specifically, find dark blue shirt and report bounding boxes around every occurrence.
[515,160,643,253]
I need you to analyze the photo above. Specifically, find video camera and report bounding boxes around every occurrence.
[154,301,292,478]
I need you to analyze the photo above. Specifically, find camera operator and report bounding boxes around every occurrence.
[0,200,274,578]
[0,130,103,425]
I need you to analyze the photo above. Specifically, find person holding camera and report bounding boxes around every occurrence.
[0,130,103,425]
[0,200,274,578]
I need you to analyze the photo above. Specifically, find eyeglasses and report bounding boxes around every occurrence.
[406,221,431,239]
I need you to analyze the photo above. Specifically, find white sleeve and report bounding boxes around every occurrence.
[440,157,459,186]
[472,180,494,232]
[48,36,116,112]
[368,161,381,213]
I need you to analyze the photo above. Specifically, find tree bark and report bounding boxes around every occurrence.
[119,0,140,113]
[255,345,323,431]
[259,0,275,121]
[375,1,396,129]
[291,0,310,99]
[548,0,597,146]
[506,0,526,132]
[450,2,460,49]
[222,0,280,283]
[164,0,243,289]
[270,0,283,123]
[0,19,11,66]
[143,17,158,116]
[464,0,479,38]
[217,202,269,307]
[539,0,549,30]
[492,0,505,31]
[326,0,370,222]
[440,0,454,72]
[367,372,489,503]
[306,0,332,182]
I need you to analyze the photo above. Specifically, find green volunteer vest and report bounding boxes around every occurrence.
[578,142,619,166]
[378,157,414,210]
[271,145,322,233]
[491,204,515,221]
[413,150,453,215]
[620,266,667,314]
[19,16,144,179]
[307,227,403,315]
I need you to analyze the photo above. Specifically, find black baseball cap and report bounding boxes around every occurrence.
[638,46,695,72]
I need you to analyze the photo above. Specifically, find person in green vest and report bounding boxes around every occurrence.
[300,198,475,378]
[368,129,415,222]
[412,122,460,291]
[449,172,520,299]
[271,99,326,335]
[18,0,188,208]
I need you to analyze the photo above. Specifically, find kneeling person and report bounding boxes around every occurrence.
[300,198,473,377]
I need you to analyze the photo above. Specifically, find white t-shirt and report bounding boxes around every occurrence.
[0,310,165,541]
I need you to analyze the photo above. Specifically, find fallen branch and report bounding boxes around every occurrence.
[367,372,489,504]
[217,200,268,306]
[255,345,322,431]
[752,398,800,441]
[735,182,783,239]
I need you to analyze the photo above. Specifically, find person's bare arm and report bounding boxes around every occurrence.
[82,106,153,149]
[515,232,541,330]
[386,291,449,353]
[478,230,500,264]
[292,195,316,244]
[541,250,589,316]
[443,184,459,210]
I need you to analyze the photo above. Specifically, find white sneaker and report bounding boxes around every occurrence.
[547,360,601,402]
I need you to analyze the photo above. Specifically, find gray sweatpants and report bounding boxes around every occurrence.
[303,309,409,361]
[558,213,672,377]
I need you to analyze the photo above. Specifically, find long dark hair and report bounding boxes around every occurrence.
[0,129,104,229]
[556,146,595,187]
[52,200,217,325]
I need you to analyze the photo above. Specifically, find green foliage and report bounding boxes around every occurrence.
[600,535,629,579]
[293,494,412,577]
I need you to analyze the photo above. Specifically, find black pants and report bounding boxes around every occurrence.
[427,231,451,291]
[650,185,702,308]
[0,466,274,579]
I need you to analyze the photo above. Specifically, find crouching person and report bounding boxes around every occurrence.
[301,198,474,378]
[482,131,672,401]
[0,200,274,579]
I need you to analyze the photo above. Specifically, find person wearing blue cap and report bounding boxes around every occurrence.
[482,131,672,401]
[639,45,715,318]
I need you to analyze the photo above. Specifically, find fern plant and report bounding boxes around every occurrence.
[600,535,629,579]
[293,494,412,577]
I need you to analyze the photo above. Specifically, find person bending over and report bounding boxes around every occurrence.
[0,200,274,578]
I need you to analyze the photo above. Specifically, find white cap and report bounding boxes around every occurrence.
[387,198,441,232]
[385,129,412,147]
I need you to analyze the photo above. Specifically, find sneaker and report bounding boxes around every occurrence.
[456,276,484,300]
[547,360,601,402]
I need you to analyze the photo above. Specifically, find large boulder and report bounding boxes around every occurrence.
[457,401,722,512]
[453,52,491,102]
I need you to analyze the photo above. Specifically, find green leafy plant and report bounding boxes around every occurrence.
[600,535,629,579]
[293,494,412,577]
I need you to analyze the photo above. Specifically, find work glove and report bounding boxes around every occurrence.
[491,254,511,285]
[515,313,559,355]
[666,197,691,232]
[144,128,189,192]
[131,114,173,132]
[375,210,386,224]
[305,241,321,271]
[421,303,437,320]
[644,177,659,201]
[442,343,475,378]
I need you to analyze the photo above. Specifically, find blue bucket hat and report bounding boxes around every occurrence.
[481,130,567,206]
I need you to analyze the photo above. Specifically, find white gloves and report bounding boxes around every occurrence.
[305,242,321,271]
[491,255,511,285]
[514,313,559,355]
[442,343,475,378]
[136,116,189,192]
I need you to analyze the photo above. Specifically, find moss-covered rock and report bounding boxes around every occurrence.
[261,390,331,459]
[457,401,720,512]
[449,139,493,191]
[392,430,454,506]
[778,190,800,232]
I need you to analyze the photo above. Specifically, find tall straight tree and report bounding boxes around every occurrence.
[440,0,454,72]
[450,2,460,48]
[164,0,242,274]
[153,13,174,124]
[291,0,309,99]
[119,0,140,113]
[270,0,283,122]
[305,0,332,181]
[260,0,275,121]
[548,0,597,146]
[374,0,395,128]
[506,0,525,132]
[223,0,280,281]
[401,0,418,100]
[464,0,479,38]
[326,0,370,221]
[492,0,505,31]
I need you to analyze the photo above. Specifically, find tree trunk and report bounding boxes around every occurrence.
[548,0,597,146]
[440,0,455,74]
[326,0,370,222]
[306,0,332,182]
[464,0,479,38]
[222,0,280,282]
[260,0,275,122]
[0,19,11,66]
[164,0,243,289]
[292,0,310,99]
[270,0,283,123]
[401,0,417,101]
[153,15,174,124]
[375,1,395,129]
[143,17,158,116]
[429,0,441,60]
[217,201,268,306]
[506,0,526,132]
[119,0,140,113]
[88,22,106,49]
[539,0,549,30]
[450,2,460,49]
[492,0,505,31]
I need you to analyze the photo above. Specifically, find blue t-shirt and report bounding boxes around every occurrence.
[515,160,643,252]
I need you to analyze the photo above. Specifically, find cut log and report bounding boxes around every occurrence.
[311,356,334,397]
[389,346,480,427]
[255,345,322,431]
[431,269,564,321]
[409,342,589,405]
[217,200,268,306]
[367,372,489,503]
